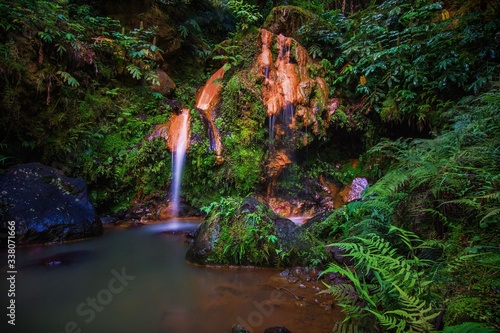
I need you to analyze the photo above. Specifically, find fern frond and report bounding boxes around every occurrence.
[56,71,80,87]
[480,207,500,225]
[392,283,439,331]
[322,263,377,307]
[366,169,409,197]
[332,320,360,333]
[368,309,407,333]
[389,225,422,251]
[442,322,498,333]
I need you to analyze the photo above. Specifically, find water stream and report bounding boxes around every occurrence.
[170,109,190,218]
[1,222,339,333]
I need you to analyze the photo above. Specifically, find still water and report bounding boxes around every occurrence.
[2,221,337,333]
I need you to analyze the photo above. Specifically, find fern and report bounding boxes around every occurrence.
[332,320,361,333]
[323,230,439,332]
[308,44,322,59]
[441,322,499,333]
[366,169,410,197]
[56,71,79,87]
[126,64,142,80]
[178,25,189,38]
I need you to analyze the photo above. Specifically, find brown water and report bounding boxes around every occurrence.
[1,221,340,333]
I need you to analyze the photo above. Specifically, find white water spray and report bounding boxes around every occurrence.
[171,109,190,218]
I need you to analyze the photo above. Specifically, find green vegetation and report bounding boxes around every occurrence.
[315,87,500,331]
[200,196,326,266]
[298,0,498,127]
[0,0,499,331]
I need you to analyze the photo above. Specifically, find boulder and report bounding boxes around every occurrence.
[263,6,315,40]
[232,324,251,333]
[334,177,369,208]
[151,69,176,96]
[185,196,323,266]
[0,163,103,245]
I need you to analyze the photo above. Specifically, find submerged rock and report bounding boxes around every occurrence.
[264,327,292,333]
[232,324,251,333]
[0,163,102,245]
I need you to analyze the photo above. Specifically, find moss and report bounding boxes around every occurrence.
[263,5,315,39]
[188,196,326,267]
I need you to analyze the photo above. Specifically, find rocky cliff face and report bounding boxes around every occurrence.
[253,28,332,197]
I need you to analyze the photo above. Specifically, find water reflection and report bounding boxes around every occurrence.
[0,221,337,333]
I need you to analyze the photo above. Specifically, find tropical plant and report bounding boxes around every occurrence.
[322,226,442,332]
[298,0,499,129]
[226,0,263,32]
[318,85,500,331]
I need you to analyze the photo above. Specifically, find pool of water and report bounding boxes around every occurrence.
[1,220,339,333]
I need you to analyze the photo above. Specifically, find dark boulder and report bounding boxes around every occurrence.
[0,163,103,245]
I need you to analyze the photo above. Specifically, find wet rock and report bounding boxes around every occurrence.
[232,324,251,333]
[129,221,145,228]
[100,215,117,225]
[185,196,322,266]
[327,246,353,265]
[264,327,292,333]
[263,5,315,40]
[334,177,369,208]
[184,216,221,264]
[0,163,102,245]
[279,269,291,277]
[151,69,176,96]
[195,66,226,165]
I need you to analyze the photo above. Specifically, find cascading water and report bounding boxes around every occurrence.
[257,29,330,198]
[148,66,227,217]
[170,108,190,218]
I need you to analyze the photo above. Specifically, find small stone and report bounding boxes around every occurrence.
[279,269,290,277]
[232,324,251,333]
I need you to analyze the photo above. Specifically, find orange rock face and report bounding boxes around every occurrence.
[258,29,331,197]
[168,109,190,152]
[196,66,226,164]
[258,28,329,135]
[148,108,191,152]
[266,149,292,197]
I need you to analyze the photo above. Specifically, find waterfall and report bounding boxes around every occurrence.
[171,109,190,218]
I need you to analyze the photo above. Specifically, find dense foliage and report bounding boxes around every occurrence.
[312,87,500,331]
[200,196,326,266]
[299,0,499,127]
[0,0,498,331]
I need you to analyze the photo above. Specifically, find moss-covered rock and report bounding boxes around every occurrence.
[263,6,315,39]
[185,196,326,267]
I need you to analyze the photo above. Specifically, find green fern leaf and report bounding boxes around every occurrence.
[126,64,142,80]
[332,320,360,333]
[442,322,498,333]
[56,71,80,87]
